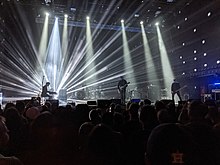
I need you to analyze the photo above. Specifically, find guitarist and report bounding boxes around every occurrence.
[118,76,129,104]
[171,79,182,102]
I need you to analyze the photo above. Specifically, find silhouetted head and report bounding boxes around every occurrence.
[46,82,50,86]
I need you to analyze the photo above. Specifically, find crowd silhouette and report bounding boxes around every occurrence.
[0,97,220,165]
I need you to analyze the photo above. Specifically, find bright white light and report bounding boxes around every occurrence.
[0,92,2,106]
[194,57,197,60]
[134,14,140,17]
[183,61,186,64]
[155,22,159,26]
[194,50,197,54]
[86,16,90,20]
[177,25,180,29]
[204,53,207,56]
[121,18,136,90]
[193,28,197,32]
[182,42,185,46]
[156,25,174,99]
[121,19,124,23]
[194,86,197,89]
[45,12,49,16]
[217,60,220,64]
[141,20,159,91]
[182,72,185,75]
[184,17,188,21]
[180,56,182,59]
[204,63,207,67]
[194,68,197,72]
[202,40,205,44]
[208,12,212,17]
[140,21,143,25]
[64,14,68,18]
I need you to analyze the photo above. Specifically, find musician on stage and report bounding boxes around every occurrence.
[171,79,182,102]
[41,82,53,97]
[118,76,129,104]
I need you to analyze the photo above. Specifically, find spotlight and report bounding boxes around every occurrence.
[121,19,124,23]
[155,22,159,26]
[64,14,68,18]
[140,21,143,25]
[86,16,90,20]
[45,12,49,16]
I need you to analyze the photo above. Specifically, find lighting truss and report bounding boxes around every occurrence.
[35,17,155,33]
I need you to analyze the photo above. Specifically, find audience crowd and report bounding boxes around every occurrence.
[0,97,220,165]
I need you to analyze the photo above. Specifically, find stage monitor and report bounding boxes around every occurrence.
[131,99,141,103]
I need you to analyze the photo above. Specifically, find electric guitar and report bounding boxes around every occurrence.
[172,85,187,94]
[119,82,130,90]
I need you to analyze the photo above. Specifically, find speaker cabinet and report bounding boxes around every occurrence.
[111,99,121,105]
[87,100,97,106]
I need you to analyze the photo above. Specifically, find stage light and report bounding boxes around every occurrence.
[134,14,140,18]
[202,40,205,44]
[194,50,197,54]
[121,19,124,23]
[155,22,159,26]
[141,20,160,93]
[45,12,49,16]
[156,23,174,99]
[182,42,185,46]
[193,28,197,32]
[179,56,182,59]
[204,53,207,56]
[204,63,207,67]
[184,17,188,21]
[208,12,212,17]
[64,14,68,18]
[121,18,136,89]
[217,60,220,64]
[183,61,186,64]
[194,57,197,60]
[194,68,197,72]
[140,21,143,25]
[86,16,90,20]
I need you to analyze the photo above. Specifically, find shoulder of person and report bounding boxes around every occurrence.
[0,155,23,165]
